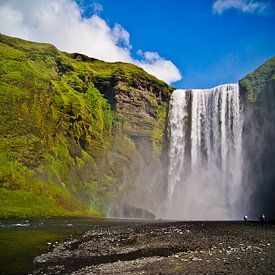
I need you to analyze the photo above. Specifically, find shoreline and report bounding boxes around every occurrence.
[32,221,275,274]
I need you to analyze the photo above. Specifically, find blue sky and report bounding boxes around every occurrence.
[78,0,275,88]
[0,0,274,88]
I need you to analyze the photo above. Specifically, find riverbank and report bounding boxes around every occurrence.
[33,221,275,274]
[0,217,124,274]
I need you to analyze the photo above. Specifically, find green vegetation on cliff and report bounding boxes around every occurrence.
[0,34,172,217]
[239,56,275,218]
[239,56,275,103]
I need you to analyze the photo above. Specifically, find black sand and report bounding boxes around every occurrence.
[33,221,275,274]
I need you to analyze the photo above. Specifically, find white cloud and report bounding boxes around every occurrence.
[213,0,268,15]
[92,2,103,14]
[137,51,182,84]
[0,0,181,84]
[112,23,131,49]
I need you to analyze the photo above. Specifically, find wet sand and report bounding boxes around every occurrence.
[33,221,275,274]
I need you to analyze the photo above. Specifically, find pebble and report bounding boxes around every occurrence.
[32,222,275,274]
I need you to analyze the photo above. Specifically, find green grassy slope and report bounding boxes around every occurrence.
[239,56,275,103]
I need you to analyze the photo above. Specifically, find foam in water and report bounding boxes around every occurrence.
[166,84,244,220]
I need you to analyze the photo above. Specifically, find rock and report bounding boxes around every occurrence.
[109,203,156,219]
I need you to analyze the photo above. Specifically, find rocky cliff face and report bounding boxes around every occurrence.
[0,34,173,217]
[239,56,275,219]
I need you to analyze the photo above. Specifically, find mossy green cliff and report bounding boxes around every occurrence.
[239,56,275,218]
[0,34,173,217]
[239,56,275,103]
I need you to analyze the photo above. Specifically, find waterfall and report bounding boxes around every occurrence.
[166,84,244,220]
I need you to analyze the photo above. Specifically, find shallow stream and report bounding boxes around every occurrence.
[0,217,141,274]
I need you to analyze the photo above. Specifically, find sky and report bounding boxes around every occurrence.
[0,0,274,88]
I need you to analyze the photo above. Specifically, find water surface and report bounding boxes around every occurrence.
[0,217,140,274]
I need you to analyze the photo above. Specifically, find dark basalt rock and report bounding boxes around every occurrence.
[109,203,156,219]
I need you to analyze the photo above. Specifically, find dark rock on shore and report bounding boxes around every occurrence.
[33,221,275,274]
[109,203,156,219]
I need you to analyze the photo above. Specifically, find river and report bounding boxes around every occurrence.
[0,217,146,274]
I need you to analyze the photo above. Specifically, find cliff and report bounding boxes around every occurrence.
[0,34,173,217]
[239,56,275,219]
[239,56,275,103]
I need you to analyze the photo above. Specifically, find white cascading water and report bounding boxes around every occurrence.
[165,84,244,220]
